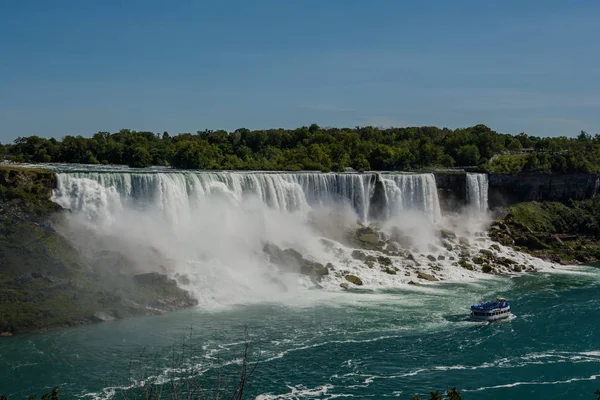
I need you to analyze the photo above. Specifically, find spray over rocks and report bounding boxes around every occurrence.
[49,169,557,307]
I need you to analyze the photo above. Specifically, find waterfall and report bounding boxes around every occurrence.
[52,171,442,224]
[466,173,489,214]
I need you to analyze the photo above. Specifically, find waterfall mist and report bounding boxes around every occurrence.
[51,169,491,306]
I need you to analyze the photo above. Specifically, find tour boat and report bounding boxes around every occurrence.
[470,297,511,322]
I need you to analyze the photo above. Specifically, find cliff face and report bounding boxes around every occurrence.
[0,166,197,335]
[433,171,600,211]
[488,173,600,209]
[433,172,468,213]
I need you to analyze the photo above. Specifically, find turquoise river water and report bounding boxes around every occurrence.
[1,266,599,399]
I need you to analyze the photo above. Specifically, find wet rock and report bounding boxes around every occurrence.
[365,261,375,269]
[326,262,335,270]
[427,255,437,262]
[440,229,457,240]
[459,237,469,246]
[497,257,516,266]
[459,260,473,270]
[408,280,420,286]
[406,253,416,261]
[479,249,494,258]
[481,264,494,274]
[133,272,174,286]
[417,272,439,281]
[358,229,379,245]
[351,250,367,261]
[442,241,454,251]
[514,235,548,251]
[472,256,485,265]
[377,255,392,266]
[386,242,400,253]
[383,267,396,275]
[300,261,329,277]
[490,244,501,252]
[345,274,363,286]
[340,283,350,290]
[437,255,445,261]
[365,255,377,263]
[512,265,523,272]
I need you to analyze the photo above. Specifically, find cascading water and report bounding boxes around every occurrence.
[47,167,517,305]
[466,173,489,214]
[52,171,442,225]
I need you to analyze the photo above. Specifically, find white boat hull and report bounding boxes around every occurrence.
[470,305,511,322]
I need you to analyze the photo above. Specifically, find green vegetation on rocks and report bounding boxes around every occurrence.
[491,196,600,264]
[0,167,197,334]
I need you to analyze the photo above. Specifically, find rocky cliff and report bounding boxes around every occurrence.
[433,171,600,211]
[488,173,600,209]
[0,166,198,335]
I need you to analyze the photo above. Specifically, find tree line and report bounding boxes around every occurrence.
[1,124,599,173]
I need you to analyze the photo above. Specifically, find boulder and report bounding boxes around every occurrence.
[427,255,437,262]
[481,264,494,274]
[490,244,501,252]
[479,249,494,258]
[514,235,548,251]
[351,250,367,261]
[386,242,400,253]
[383,267,396,275]
[459,260,473,270]
[377,256,392,266]
[326,262,335,270]
[300,261,329,277]
[437,255,445,261]
[459,237,469,246]
[472,256,485,265]
[440,229,457,240]
[365,261,375,268]
[417,272,439,281]
[512,265,523,272]
[408,280,420,286]
[442,241,454,251]
[345,274,364,286]
[365,255,377,263]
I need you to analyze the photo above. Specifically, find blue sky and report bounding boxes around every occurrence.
[1,0,599,143]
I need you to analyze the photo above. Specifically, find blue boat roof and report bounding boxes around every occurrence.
[471,298,509,311]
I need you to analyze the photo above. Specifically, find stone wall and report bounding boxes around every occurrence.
[488,173,600,209]
[432,172,600,212]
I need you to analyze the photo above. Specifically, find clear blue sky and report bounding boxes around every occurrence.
[1,0,599,143]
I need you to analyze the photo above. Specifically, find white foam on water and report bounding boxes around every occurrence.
[463,374,600,392]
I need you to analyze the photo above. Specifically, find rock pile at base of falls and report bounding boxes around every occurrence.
[263,221,540,292]
[263,243,329,282]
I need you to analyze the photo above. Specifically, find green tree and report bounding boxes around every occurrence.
[128,147,153,168]
[455,144,480,166]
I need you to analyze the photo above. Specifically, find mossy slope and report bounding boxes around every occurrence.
[0,166,197,334]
